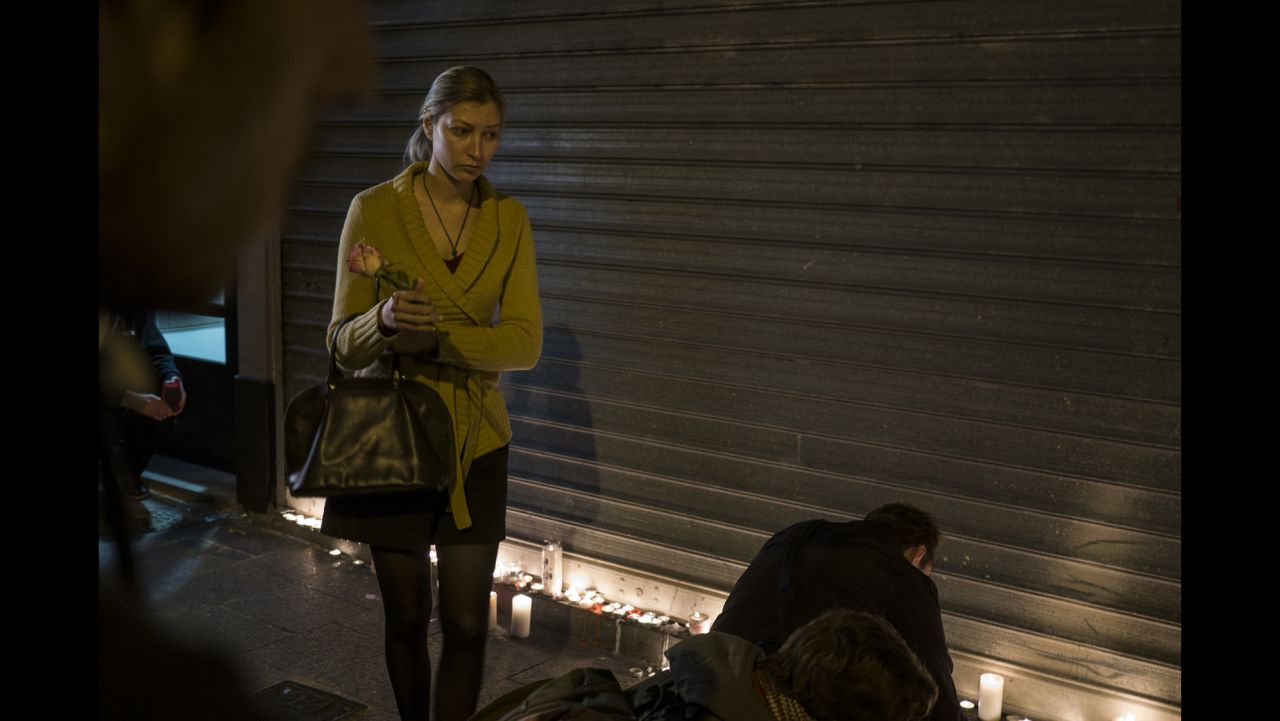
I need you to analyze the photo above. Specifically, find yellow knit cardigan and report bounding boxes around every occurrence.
[327,162,543,529]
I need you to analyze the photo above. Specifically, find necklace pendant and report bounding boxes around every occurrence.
[451,249,457,258]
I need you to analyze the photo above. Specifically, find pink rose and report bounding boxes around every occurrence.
[345,243,409,293]
[347,243,385,276]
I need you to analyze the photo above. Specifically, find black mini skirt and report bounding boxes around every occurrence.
[320,445,508,550]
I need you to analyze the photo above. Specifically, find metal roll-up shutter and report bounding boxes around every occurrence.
[281,0,1179,712]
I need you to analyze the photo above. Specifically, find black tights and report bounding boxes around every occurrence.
[371,543,499,721]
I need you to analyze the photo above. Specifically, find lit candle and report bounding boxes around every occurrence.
[959,700,975,710]
[977,673,1003,721]
[531,583,544,593]
[511,594,532,638]
[488,591,498,632]
[504,562,523,583]
[688,611,709,635]
[577,597,594,608]
[542,541,563,598]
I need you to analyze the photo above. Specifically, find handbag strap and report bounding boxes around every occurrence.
[327,312,402,388]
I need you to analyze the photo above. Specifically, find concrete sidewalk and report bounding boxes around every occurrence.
[98,491,649,721]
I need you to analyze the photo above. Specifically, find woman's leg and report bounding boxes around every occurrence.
[370,545,433,721]
[433,542,500,721]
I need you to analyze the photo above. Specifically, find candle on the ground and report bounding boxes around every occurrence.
[511,594,532,638]
[977,673,1003,721]
[488,591,497,632]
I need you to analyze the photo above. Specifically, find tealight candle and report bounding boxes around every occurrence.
[488,591,498,632]
[511,594,532,638]
[977,673,1003,721]
[531,583,544,593]
[578,597,594,608]
[688,611,709,635]
[959,700,974,710]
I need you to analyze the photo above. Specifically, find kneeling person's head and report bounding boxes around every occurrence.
[762,609,938,721]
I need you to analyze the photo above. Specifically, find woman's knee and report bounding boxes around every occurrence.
[383,598,431,639]
[441,605,487,643]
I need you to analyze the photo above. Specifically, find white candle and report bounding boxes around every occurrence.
[542,541,563,598]
[688,611,709,635]
[978,673,1004,721]
[488,591,497,632]
[511,594,532,638]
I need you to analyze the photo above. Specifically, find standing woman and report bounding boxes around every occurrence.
[322,66,542,721]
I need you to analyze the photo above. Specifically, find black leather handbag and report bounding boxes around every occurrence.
[284,315,455,497]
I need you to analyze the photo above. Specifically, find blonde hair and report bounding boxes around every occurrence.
[404,66,506,165]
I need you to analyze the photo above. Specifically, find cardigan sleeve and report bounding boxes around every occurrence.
[434,209,543,373]
[327,193,394,370]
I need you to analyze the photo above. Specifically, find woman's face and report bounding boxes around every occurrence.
[427,100,503,183]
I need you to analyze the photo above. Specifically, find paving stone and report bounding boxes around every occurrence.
[151,603,294,656]
[315,653,399,718]
[133,532,254,581]
[200,522,301,558]
[242,622,385,679]
[224,580,375,636]
[150,552,287,607]
[300,562,384,609]
[232,654,293,694]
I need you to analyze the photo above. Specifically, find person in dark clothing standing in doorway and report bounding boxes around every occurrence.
[101,308,187,501]
[712,503,960,721]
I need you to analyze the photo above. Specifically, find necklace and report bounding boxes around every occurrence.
[422,172,476,258]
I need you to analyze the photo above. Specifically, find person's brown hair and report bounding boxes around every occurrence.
[404,65,505,165]
[761,609,938,721]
